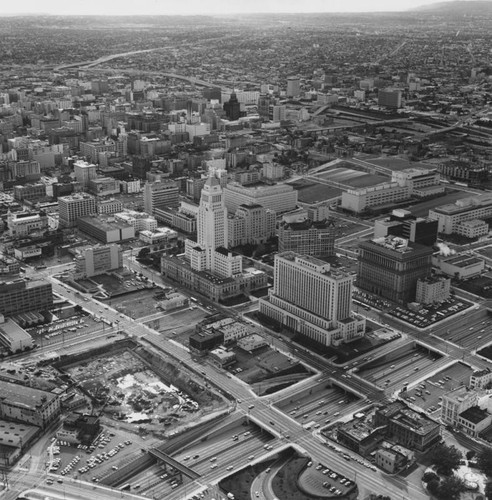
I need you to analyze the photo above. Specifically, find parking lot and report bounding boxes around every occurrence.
[26,310,102,348]
[400,362,474,416]
[46,427,150,485]
[107,287,171,320]
[153,306,212,337]
[387,296,472,329]
[298,457,359,497]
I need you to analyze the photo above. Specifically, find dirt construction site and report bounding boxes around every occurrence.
[59,342,228,438]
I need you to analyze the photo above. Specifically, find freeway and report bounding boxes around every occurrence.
[54,47,169,71]
[425,306,492,353]
[3,469,134,500]
[382,309,492,373]
[13,256,473,500]
[376,39,407,64]
[142,427,275,499]
[53,302,398,500]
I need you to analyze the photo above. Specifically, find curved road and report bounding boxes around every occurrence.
[14,259,457,500]
[53,43,226,90]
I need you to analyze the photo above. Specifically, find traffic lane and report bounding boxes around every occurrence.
[147,438,273,499]
[251,470,267,500]
[172,427,269,467]
[46,263,430,500]
[296,436,428,500]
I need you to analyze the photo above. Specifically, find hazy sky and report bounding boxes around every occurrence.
[1,0,474,16]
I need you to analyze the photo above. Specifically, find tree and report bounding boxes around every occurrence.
[427,478,440,495]
[422,471,439,483]
[466,450,476,461]
[477,448,492,476]
[137,247,150,260]
[428,444,462,476]
[436,475,466,500]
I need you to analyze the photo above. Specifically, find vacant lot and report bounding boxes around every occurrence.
[62,346,224,435]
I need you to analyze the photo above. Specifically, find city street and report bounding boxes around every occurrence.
[13,254,492,500]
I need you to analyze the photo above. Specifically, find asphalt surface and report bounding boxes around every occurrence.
[11,256,492,500]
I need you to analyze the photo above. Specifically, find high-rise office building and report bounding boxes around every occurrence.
[287,76,301,98]
[79,140,116,163]
[258,94,272,119]
[357,236,433,303]
[228,203,276,247]
[223,92,241,121]
[259,252,365,345]
[91,79,109,95]
[269,105,287,122]
[0,279,53,316]
[202,87,222,101]
[374,210,438,247]
[143,179,179,215]
[8,160,41,178]
[74,160,97,189]
[58,193,97,228]
[278,219,336,258]
[186,177,207,202]
[378,89,402,109]
[73,244,122,278]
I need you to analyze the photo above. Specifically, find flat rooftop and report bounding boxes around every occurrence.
[441,254,483,268]
[78,215,132,231]
[0,419,39,448]
[460,406,489,425]
[0,380,57,409]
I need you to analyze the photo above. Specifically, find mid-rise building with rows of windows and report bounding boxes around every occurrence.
[259,252,365,346]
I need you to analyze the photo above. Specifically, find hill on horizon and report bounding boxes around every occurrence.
[412,0,492,14]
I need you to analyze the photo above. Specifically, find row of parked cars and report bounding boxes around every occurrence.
[315,462,354,495]
[323,442,377,471]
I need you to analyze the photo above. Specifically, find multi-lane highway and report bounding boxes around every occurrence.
[382,307,492,373]
[14,257,489,500]
[129,424,274,498]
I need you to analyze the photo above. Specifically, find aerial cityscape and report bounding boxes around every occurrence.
[1,1,492,500]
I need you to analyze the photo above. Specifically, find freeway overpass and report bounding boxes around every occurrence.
[19,258,492,500]
[148,448,200,480]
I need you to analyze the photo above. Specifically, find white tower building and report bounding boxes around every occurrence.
[186,174,242,278]
[197,176,228,254]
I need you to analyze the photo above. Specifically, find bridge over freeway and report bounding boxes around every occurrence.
[149,447,200,480]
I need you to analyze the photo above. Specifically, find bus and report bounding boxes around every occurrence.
[190,296,198,302]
